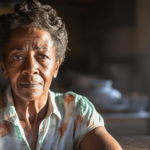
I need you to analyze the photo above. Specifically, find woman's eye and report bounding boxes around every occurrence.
[13,55,24,60]
[39,55,48,59]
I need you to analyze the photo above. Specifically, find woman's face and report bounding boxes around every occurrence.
[1,28,61,101]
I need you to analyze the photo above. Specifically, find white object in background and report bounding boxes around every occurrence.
[87,80,122,105]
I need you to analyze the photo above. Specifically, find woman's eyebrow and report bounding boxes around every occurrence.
[12,48,26,51]
[11,47,49,51]
[34,46,49,50]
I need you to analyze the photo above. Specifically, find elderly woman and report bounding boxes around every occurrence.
[0,0,122,150]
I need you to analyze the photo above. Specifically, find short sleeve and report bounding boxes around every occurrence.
[74,95,104,149]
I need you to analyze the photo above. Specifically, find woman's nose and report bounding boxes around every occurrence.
[22,53,39,75]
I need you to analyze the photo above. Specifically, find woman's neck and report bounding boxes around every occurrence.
[12,91,48,126]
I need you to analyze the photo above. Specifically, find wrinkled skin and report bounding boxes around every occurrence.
[2,28,60,102]
[1,28,61,150]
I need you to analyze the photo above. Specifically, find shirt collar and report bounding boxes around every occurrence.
[3,86,61,123]
[3,85,20,125]
[47,90,61,120]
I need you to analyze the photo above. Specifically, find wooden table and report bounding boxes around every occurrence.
[116,136,150,150]
[101,111,150,136]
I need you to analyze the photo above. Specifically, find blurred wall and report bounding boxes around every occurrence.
[135,0,150,94]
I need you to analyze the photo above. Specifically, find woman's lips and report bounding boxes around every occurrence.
[20,82,41,89]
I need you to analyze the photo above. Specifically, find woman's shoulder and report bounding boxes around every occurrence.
[53,91,92,109]
[53,91,103,122]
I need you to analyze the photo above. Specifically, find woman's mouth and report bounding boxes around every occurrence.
[19,82,41,89]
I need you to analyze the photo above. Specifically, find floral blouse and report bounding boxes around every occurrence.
[0,86,104,150]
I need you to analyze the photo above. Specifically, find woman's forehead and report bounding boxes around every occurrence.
[9,28,52,42]
[4,28,55,56]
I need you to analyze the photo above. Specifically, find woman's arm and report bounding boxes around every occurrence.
[80,126,122,150]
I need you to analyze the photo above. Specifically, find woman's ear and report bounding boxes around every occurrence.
[53,59,62,78]
[0,63,8,78]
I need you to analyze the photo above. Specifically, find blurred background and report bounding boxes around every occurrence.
[1,0,150,136]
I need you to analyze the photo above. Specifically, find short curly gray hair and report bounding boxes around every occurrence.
[0,0,68,62]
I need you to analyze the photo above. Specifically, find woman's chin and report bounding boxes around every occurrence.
[16,84,45,101]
